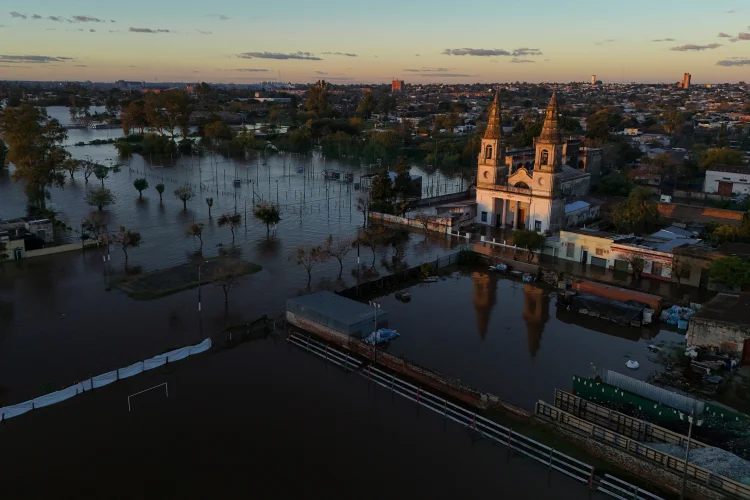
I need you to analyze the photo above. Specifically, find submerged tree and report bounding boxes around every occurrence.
[133,177,149,199]
[155,183,165,204]
[296,245,326,285]
[206,197,214,218]
[511,230,546,261]
[217,213,242,243]
[187,222,205,250]
[112,226,142,265]
[253,202,281,238]
[174,186,195,211]
[212,265,246,309]
[324,234,353,279]
[0,104,69,209]
[85,187,115,211]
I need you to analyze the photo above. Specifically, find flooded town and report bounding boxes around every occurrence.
[2,7,750,498]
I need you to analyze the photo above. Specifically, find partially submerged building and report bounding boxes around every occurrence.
[687,293,750,362]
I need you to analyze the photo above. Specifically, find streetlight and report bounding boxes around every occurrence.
[680,410,703,500]
[197,260,210,312]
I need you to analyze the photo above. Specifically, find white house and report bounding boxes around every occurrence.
[703,164,750,197]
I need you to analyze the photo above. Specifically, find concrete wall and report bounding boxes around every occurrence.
[369,211,467,233]
[686,317,750,355]
[564,205,600,228]
[24,240,99,259]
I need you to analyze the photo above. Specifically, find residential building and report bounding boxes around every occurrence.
[687,293,750,361]
[391,79,404,93]
[703,164,750,196]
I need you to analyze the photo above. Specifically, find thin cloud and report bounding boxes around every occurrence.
[727,9,737,14]
[72,15,104,23]
[48,16,64,22]
[31,14,42,20]
[670,43,722,51]
[511,58,535,64]
[421,73,476,77]
[129,27,171,33]
[595,39,617,46]
[403,67,451,73]
[415,54,420,56]
[0,64,31,68]
[652,38,676,42]
[512,48,542,56]
[315,71,328,75]
[0,54,72,63]
[717,32,732,38]
[219,15,230,20]
[74,64,87,67]
[10,12,27,19]
[236,68,268,72]
[321,51,357,57]
[237,51,322,60]
[110,20,116,23]
[716,57,750,66]
[739,33,750,40]
[196,29,213,35]
[442,48,510,56]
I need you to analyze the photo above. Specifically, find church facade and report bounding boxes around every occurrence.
[475,92,571,234]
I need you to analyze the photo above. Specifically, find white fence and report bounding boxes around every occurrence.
[0,338,211,421]
[288,332,664,500]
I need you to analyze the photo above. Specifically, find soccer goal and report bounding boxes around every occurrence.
[127,382,168,412]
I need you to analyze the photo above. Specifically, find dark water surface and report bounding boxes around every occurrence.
[0,337,603,500]
[374,272,685,409]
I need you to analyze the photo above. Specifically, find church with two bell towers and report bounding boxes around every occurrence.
[475,91,568,234]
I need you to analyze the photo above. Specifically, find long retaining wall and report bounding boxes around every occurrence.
[25,239,99,259]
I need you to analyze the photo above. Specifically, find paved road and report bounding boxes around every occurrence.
[0,336,605,499]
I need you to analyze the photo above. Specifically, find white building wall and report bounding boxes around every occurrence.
[704,170,750,195]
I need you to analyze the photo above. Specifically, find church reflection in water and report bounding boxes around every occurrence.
[472,272,550,357]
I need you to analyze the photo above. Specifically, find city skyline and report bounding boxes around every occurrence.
[1,0,749,84]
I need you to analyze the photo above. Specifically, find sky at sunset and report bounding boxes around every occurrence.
[0,0,749,84]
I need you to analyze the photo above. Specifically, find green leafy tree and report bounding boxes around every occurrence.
[627,255,645,280]
[217,213,242,243]
[305,80,329,117]
[133,177,149,199]
[356,92,375,120]
[82,217,105,245]
[253,202,281,238]
[94,164,110,187]
[85,187,115,211]
[511,229,546,261]
[0,104,69,208]
[608,188,660,234]
[699,148,744,170]
[174,186,194,211]
[392,157,416,201]
[597,172,633,196]
[63,159,81,180]
[662,109,685,135]
[709,257,750,288]
[155,183,165,204]
[369,170,394,213]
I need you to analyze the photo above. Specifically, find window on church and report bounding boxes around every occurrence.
[541,150,549,165]
[485,145,493,160]
[534,220,542,232]
[481,211,488,222]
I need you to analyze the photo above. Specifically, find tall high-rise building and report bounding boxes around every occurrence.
[391,79,404,93]
[682,73,691,89]
[590,75,596,85]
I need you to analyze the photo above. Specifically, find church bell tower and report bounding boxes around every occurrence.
[533,91,564,197]
[477,91,506,185]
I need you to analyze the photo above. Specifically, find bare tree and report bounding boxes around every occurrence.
[627,255,645,281]
[325,233,353,279]
[672,256,691,287]
[414,211,432,233]
[217,213,242,243]
[356,226,384,266]
[356,196,369,228]
[82,217,105,246]
[296,245,326,285]
[174,186,195,211]
[187,222,205,250]
[212,265,245,309]
[111,225,142,266]
[206,197,214,218]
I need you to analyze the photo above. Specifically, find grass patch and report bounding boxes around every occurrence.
[117,257,261,300]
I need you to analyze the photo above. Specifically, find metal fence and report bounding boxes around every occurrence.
[537,400,750,499]
[287,332,663,500]
[554,389,708,450]
[601,369,704,416]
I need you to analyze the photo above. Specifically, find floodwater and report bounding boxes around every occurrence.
[0,107,465,405]
[374,271,686,410]
[0,335,604,500]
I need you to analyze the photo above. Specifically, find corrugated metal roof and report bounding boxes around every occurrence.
[565,200,590,213]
